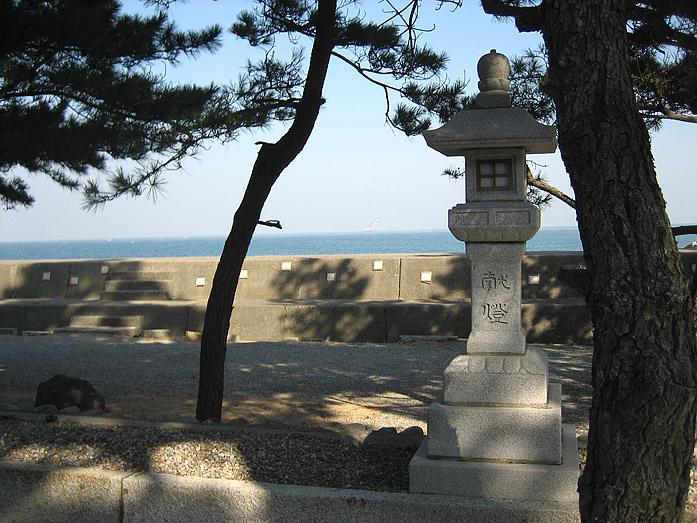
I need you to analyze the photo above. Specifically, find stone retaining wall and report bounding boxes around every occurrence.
[0,251,693,344]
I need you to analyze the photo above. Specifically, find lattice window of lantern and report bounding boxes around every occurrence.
[476,159,512,191]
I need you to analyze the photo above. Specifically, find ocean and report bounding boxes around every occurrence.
[1,227,695,261]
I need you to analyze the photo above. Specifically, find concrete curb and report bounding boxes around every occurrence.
[0,460,579,522]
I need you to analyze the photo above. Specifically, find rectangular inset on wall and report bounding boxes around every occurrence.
[101,265,109,274]
[326,272,336,282]
[42,272,51,281]
[420,271,433,284]
[69,276,79,286]
[373,260,384,271]
[528,274,540,285]
[281,261,292,271]
[195,277,206,287]
[239,270,249,279]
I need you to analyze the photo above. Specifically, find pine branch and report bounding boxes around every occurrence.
[479,0,544,32]
[526,165,576,209]
[639,107,697,124]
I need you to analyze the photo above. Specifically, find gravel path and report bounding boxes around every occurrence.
[3,335,696,519]
[0,334,592,428]
[1,334,593,495]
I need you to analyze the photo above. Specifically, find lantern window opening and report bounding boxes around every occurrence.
[476,159,513,192]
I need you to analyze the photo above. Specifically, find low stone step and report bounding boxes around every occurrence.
[55,326,142,338]
[100,290,171,301]
[69,315,144,328]
[104,280,172,292]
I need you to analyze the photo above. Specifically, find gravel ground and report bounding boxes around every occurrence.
[0,334,592,429]
[2,335,696,517]
[0,334,594,495]
[0,417,418,493]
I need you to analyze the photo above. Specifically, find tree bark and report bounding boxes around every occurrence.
[196,0,337,422]
[540,1,697,520]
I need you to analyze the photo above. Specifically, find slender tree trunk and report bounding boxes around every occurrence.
[196,0,337,422]
[541,1,697,520]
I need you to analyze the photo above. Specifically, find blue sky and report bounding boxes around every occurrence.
[1,1,695,243]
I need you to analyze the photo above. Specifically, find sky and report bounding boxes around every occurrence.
[1,1,695,243]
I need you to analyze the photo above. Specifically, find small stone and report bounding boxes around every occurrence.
[399,426,425,448]
[364,426,425,448]
[201,418,220,425]
[150,414,170,422]
[364,427,400,446]
[59,406,81,415]
[265,419,285,428]
[229,417,249,425]
[35,404,58,414]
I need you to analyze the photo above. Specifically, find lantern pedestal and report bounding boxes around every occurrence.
[410,424,579,504]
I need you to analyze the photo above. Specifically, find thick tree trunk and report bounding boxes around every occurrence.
[541,1,697,520]
[196,0,337,422]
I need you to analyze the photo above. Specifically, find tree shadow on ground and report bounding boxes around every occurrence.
[0,335,594,520]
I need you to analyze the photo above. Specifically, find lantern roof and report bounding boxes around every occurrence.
[423,50,557,156]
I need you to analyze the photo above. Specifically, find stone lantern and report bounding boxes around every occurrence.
[409,50,579,507]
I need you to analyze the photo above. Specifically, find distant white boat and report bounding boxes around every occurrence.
[365,217,380,232]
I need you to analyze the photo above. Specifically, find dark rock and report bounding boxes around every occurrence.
[399,426,425,447]
[364,427,400,446]
[35,374,105,412]
[364,426,425,448]
[59,406,81,415]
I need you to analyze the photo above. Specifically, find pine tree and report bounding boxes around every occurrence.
[479,0,697,520]
[0,0,240,210]
[195,0,466,421]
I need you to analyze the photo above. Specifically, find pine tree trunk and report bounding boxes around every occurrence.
[541,1,697,520]
[196,0,337,422]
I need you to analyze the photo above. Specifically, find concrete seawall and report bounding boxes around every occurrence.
[0,252,593,302]
[1,251,695,343]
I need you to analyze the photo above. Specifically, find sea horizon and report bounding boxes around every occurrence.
[1,226,695,261]
[1,225,581,245]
